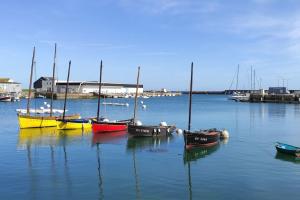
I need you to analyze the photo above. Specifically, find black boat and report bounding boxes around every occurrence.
[184,63,224,149]
[127,66,176,137]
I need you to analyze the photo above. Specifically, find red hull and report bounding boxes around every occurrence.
[92,122,128,133]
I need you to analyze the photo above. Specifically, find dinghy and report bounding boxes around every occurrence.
[275,142,300,157]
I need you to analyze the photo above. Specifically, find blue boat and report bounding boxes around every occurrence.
[275,142,300,157]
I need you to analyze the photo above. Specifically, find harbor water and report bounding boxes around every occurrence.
[1,95,300,199]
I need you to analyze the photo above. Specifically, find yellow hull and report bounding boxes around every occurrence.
[18,115,57,129]
[56,121,92,130]
[18,114,81,129]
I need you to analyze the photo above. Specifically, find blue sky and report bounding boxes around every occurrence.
[1,0,300,90]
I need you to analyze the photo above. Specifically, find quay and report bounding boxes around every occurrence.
[33,91,182,100]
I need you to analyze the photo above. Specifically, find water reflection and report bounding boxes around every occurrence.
[267,104,286,118]
[92,131,127,146]
[275,152,300,164]
[126,136,173,152]
[18,128,92,199]
[183,142,224,200]
[183,144,220,165]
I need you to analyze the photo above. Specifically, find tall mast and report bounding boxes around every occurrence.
[236,64,239,91]
[96,60,103,121]
[50,43,57,117]
[27,47,35,115]
[62,61,71,121]
[253,69,256,91]
[250,66,253,92]
[133,66,140,124]
[188,62,193,131]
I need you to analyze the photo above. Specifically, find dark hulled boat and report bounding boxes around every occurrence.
[275,142,300,157]
[127,66,176,137]
[128,124,176,137]
[184,63,222,149]
[92,61,131,134]
[184,129,221,149]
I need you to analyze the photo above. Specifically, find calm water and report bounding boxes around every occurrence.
[1,95,300,199]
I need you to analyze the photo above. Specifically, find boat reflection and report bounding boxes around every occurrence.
[183,144,220,164]
[126,136,173,152]
[92,131,127,146]
[18,127,92,199]
[275,152,300,164]
[18,127,92,148]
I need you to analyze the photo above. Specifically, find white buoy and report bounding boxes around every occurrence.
[125,103,129,107]
[176,128,183,135]
[40,106,44,110]
[142,105,147,109]
[220,129,229,139]
[140,101,144,104]
[47,104,50,108]
[102,118,109,122]
[44,102,47,105]
[159,121,168,126]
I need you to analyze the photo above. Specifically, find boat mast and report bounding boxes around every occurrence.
[27,47,35,115]
[62,61,71,121]
[236,64,239,91]
[188,62,193,131]
[96,60,103,121]
[50,43,57,117]
[133,66,140,124]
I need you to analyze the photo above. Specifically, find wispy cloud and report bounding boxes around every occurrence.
[119,0,220,15]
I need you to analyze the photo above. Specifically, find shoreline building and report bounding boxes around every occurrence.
[0,78,22,97]
[33,77,143,95]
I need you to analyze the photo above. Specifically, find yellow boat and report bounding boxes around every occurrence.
[18,114,81,129]
[56,119,92,130]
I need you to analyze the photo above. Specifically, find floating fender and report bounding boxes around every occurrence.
[135,120,143,126]
[221,129,229,139]
[160,121,167,126]
[176,128,183,135]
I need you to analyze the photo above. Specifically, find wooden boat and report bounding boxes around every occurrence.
[18,114,80,129]
[17,45,80,129]
[128,124,176,137]
[56,61,91,130]
[92,60,130,134]
[184,63,221,149]
[275,142,300,157]
[57,118,91,130]
[128,66,176,137]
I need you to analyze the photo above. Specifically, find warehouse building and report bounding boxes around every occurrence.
[34,77,143,94]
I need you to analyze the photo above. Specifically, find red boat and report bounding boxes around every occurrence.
[92,120,130,133]
[92,61,131,134]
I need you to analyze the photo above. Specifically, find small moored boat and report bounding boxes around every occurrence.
[91,61,131,134]
[56,61,91,130]
[184,63,227,149]
[275,142,300,157]
[127,67,176,137]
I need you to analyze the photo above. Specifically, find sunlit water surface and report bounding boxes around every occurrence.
[1,95,300,199]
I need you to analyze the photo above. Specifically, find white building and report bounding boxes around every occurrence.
[34,77,143,94]
[0,78,22,96]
